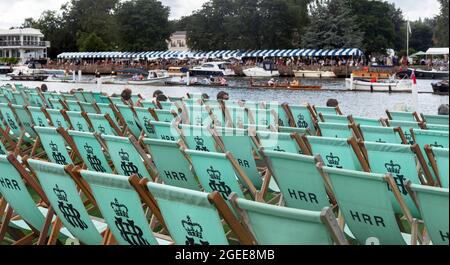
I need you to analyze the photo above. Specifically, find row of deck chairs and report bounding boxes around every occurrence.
[0,83,448,245]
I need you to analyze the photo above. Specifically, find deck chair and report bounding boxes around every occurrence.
[0,140,8,155]
[406,183,449,245]
[278,126,311,135]
[386,120,424,145]
[28,93,46,108]
[282,103,317,134]
[134,107,158,139]
[303,136,370,172]
[179,124,222,152]
[0,103,30,152]
[33,127,81,166]
[65,111,93,133]
[27,106,51,127]
[223,106,251,128]
[254,131,306,155]
[140,100,158,109]
[65,100,83,112]
[41,92,55,108]
[314,106,343,116]
[46,109,71,130]
[80,92,95,104]
[66,130,114,174]
[76,170,173,245]
[135,179,255,245]
[317,165,417,245]
[150,121,182,142]
[115,104,142,138]
[318,114,351,124]
[96,103,123,128]
[266,104,289,127]
[86,113,122,136]
[260,149,333,211]
[183,149,260,201]
[424,123,449,131]
[72,91,86,102]
[358,125,407,144]
[386,110,421,122]
[49,98,66,110]
[25,159,107,245]
[317,122,360,139]
[420,113,449,126]
[424,146,449,188]
[362,142,434,218]
[154,109,179,123]
[352,116,385,127]
[0,154,62,245]
[79,102,99,114]
[100,134,157,181]
[229,194,347,245]
[159,101,179,111]
[143,138,201,191]
[10,104,38,142]
[247,108,279,128]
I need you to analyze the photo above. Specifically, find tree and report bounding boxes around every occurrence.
[410,19,434,52]
[116,0,172,51]
[434,0,449,46]
[78,33,108,51]
[302,0,363,49]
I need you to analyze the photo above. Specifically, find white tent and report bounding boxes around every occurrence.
[425,47,449,55]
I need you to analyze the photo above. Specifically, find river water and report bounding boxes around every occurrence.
[1,77,448,119]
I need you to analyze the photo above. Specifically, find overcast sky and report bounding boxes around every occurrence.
[0,0,441,29]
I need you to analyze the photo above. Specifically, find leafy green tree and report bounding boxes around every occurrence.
[78,33,108,51]
[410,19,434,52]
[434,0,449,46]
[116,0,172,51]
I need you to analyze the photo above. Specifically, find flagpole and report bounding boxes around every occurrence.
[407,20,409,59]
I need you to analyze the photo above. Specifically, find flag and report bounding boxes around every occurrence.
[407,20,412,35]
[411,70,417,85]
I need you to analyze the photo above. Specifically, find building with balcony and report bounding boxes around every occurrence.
[168,31,189,52]
[0,28,50,63]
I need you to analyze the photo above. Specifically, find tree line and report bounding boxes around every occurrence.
[20,0,449,58]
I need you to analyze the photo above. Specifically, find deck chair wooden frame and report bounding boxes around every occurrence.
[86,113,123,136]
[386,110,421,122]
[282,103,318,130]
[423,145,446,188]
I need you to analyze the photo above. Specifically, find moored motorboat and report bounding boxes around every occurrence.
[243,61,279,77]
[127,70,170,85]
[189,61,236,77]
[293,69,336,78]
[431,80,449,95]
[346,74,412,92]
[398,68,449,80]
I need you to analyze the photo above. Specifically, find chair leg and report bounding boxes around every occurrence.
[0,205,14,241]
[337,209,346,231]
[410,218,419,245]
[37,207,55,245]
[12,232,36,245]
[47,217,63,245]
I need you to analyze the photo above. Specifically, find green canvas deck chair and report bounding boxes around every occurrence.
[28,92,46,107]
[140,100,158,109]
[33,127,81,166]
[420,113,449,126]
[72,91,86,102]
[49,98,66,110]
[26,159,108,245]
[353,116,385,127]
[0,103,30,152]
[115,104,142,139]
[27,106,51,127]
[46,109,71,130]
[143,138,201,191]
[66,130,114,174]
[254,131,306,155]
[386,110,421,122]
[406,183,449,245]
[10,104,39,142]
[100,134,157,181]
[248,108,279,128]
[223,106,250,128]
[179,124,222,152]
[183,104,214,127]
[154,109,179,123]
[99,95,114,104]
[317,166,417,245]
[79,101,99,114]
[41,92,55,107]
[86,113,122,136]
[0,139,8,155]
[0,154,70,245]
[260,149,334,211]
[134,107,158,139]
[283,103,317,134]
[358,125,407,144]
[11,91,27,105]
[159,101,179,111]
[317,122,361,139]
[314,105,343,116]
[65,100,83,112]
[150,121,181,142]
[109,97,126,105]
[134,179,255,245]
[65,111,93,132]
[96,103,123,129]
[0,93,10,104]
[76,170,173,245]
[303,136,370,172]
[266,103,289,127]
[229,194,347,245]
[362,142,435,218]
[183,149,260,201]
[213,127,276,194]
[319,114,352,124]
[278,126,311,135]
[80,91,96,103]
[386,120,424,145]
[424,123,449,131]
[424,146,449,188]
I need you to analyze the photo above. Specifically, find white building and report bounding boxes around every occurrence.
[0,28,50,63]
[168,31,189,52]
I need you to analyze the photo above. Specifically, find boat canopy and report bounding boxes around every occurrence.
[426,47,449,55]
[57,48,364,60]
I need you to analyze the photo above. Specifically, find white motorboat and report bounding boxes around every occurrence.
[127,70,170,85]
[346,74,412,92]
[243,61,279,77]
[293,69,336,78]
[189,61,236,76]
